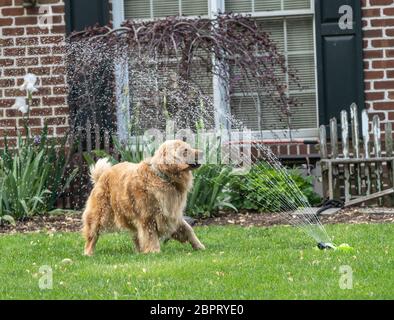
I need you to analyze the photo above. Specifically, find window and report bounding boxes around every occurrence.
[119,0,318,137]
[124,0,209,19]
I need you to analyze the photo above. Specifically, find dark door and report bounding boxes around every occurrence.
[315,0,365,126]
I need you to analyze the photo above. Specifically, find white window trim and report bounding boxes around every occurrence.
[112,0,319,141]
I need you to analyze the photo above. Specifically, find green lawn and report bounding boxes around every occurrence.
[0,224,393,299]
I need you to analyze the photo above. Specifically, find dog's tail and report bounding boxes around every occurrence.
[89,158,112,184]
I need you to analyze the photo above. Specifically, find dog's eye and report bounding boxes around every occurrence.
[183,149,188,157]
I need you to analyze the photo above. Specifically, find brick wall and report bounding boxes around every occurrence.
[0,0,68,144]
[362,0,394,125]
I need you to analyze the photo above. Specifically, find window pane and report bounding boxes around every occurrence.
[124,0,151,19]
[286,17,314,52]
[257,18,285,52]
[283,0,311,10]
[288,54,315,91]
[288,93,317,129]
[225,0,252,13]
[254,0,281,12]
[182,0,208,16]
[231,96,260,130]
[153,0,179,17]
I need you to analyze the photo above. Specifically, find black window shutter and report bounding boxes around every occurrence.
[65,0,110,34]
[315,0,365,125]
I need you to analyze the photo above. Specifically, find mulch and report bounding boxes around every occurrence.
[0,208,393,235]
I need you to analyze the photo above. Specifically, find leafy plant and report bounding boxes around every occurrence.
[186,164,236,218]
[229,162,321,212]
[0,126,77,220]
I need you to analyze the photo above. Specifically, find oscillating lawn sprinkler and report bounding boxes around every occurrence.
[317,242,354,252]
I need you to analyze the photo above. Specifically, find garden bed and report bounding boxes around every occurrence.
[1,208,393,234]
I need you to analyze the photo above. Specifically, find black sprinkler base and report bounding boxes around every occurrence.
[317,242,335,250]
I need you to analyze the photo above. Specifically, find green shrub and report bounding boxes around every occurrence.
[0,126,77,222]
[228,162,321,212]
[186,164,236,218]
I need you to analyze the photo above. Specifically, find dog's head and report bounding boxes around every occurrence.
[151,140,203,173]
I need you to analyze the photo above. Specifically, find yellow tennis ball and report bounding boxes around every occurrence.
[336,243,354,252]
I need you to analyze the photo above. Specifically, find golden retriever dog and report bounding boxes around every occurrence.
[82,139,205,256]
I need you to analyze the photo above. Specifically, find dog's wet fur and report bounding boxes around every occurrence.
[82,140,205,256]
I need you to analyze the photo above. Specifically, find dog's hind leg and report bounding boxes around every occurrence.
[171,219,205,250]
[82,212,101,256]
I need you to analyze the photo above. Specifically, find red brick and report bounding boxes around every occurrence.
[370,0,394,5]
[0,0,12,6]
[372,39,394,47]
[27,67,51,76]
[52,5,64,14]
[46,117,67,126]
[0,79,15,87]
[18,118,42,127]
[28,47,51,55]
[4,68,26,77]
[374,81,394,90]
[52,66,66,75]
[54,107,69,115]
[40,36,64,45]
[383,8,394,15]
[365,71,384,79]
[4,47,25,56]
[16,37,39,46]
[43,96,66,106]
[40,56,63,65]
[15,16,37,25]
[387,70,394,78]
[16,57,39,67]
[389,92,394,99]
[389,113,394,120]
[1,7,24,16]
[2,27,24,36]
[55,126,70,135]
[0,59,14,67]
[26,26,49,35]
[4,109,18,118]
[386,28,394,37]
[374,102,394,110]
[30,108,53,117]
[0,18,13,26]
[51,25,66,34]
[363,29,383,38]
[372,60,394,69]
[41,76,65,86]
[34,87,52,96]
[364,50,383,59]
[0,38,14,46]
[0,100,15,109]
[365,91,385,101]
[51,15,63,24]
[363,8,381,17]
[4,89,25,97]
[371,19,394,27]
[0,119,17,127]
[387,50,394,57]
[52,45,65,54]
[53,86,67,95]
